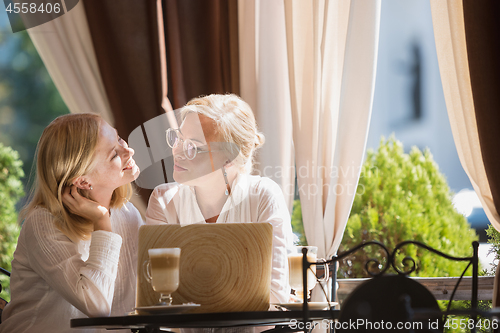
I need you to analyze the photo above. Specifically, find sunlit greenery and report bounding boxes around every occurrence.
[0,143,24,301]
[290,137,478,278]
[486,224,500,272]
[338,136,478,278]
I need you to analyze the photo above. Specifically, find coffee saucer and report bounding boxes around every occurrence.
[272,302,337,311]
[134,303,200,314]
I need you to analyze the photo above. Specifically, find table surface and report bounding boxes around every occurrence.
[71,309,339,330]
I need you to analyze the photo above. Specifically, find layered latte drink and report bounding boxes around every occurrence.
[288,251,317,299]
[147,248,181,300]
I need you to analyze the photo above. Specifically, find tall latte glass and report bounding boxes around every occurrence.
[288,246,328,301]
[143,248,181,305]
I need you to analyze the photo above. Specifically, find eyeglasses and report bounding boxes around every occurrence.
[166,128,222,160]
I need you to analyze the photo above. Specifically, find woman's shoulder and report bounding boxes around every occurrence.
[20,206,63,239]
[150,182,181,202]
[23,206,56,226]
[246,175,283,195]
[240,174,288,207]
[153,182,181,192]
[243,175,291,224]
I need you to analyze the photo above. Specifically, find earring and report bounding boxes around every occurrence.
[89,185,93,190]
[222,167,230,196]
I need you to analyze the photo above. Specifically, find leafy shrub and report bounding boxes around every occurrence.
[438,224,500,333]
[486,224,500,274]
[0,143,24,301]
[338,137,478,278]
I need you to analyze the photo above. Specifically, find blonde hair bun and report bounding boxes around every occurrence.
[254,132,265,149]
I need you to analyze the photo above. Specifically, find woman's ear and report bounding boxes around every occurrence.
[72,176,92,190]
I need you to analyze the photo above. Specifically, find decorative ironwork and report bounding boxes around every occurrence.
[299,240,480,328]
[333,241,391,277]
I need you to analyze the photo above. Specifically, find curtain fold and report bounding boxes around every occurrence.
[163,0,240,109]
[284,0,381,260]
[83,0,169,140]
[429,0,497,228]
[463,0,500,307]
[25,1,114,124]
[462,1,500,221]
[238,0,380,265]
[430,0,500,305]
[238,0,295,211]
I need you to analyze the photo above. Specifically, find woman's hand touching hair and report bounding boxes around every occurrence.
[62,186,112,232]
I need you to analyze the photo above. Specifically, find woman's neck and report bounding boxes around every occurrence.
[87,189,113,211]
[194,169,237,221]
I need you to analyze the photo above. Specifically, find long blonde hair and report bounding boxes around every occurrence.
[181,94,265,174]
[19,113,132,242]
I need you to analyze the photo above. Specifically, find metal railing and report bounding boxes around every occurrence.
[299,241,480,331]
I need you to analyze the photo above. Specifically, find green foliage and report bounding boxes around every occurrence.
[338,136,478,278]
[0,143,24,301]
[438,224,500,333]
[486,224,500,274]
[440,300,493,333]
[291,200,307,246]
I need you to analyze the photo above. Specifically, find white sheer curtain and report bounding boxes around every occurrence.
[25,1,114,124]
[238,0,295,211]
[239,0,381,260]
[285,0,380,259]
[430,0,500,231]
[430,0,500,305]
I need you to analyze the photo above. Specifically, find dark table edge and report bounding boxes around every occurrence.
[71,310,339,329]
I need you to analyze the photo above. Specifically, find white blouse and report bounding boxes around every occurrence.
[0,202,144,333]
[145,174,294,304]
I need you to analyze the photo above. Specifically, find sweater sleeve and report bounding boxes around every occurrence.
[25,210,122,317]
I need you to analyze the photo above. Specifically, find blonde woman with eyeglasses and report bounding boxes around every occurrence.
[146,94,294,305]
[1,114,142,333]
